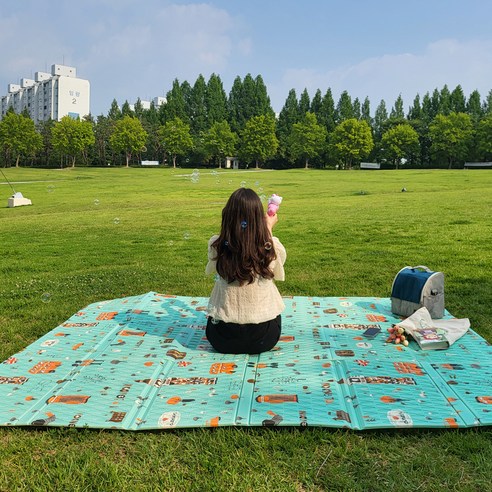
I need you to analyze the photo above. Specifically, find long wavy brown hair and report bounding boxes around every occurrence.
[212,188,276,285]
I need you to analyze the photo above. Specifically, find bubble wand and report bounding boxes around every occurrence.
[267,194,283,216]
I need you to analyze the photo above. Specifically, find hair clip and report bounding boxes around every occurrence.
[264,241,272,251]
[240,220,247,229]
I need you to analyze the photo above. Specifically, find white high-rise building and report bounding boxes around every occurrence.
[0,64,90,123]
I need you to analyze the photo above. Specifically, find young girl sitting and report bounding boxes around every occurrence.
[205,188,287,354]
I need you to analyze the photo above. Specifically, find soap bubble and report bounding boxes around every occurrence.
[228,180,232,185]
[94,199,100,206]
[183,232,191,240]
[113,217,120,225]
[260,194,267,202]
[211,170,218,177]
[47,185,55,193]
[240,180,247,188]
[257,187,264,194]
[41,293,52,303]
[255,181,260,187]
[191,169,200,184]
[168,240,174,246]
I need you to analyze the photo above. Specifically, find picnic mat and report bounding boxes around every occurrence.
[1,292,491,430]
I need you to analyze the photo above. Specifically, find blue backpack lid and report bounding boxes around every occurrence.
[392,268,433,304]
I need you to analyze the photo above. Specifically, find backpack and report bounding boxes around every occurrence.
[391,266,445,319]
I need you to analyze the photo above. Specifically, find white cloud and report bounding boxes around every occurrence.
[237,38,253,57]
[272,38,492,113]
[77,3,239,112]
[0,13,64,83]
[0,2,243,114]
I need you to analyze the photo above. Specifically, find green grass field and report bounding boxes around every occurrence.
[1,167,491,491]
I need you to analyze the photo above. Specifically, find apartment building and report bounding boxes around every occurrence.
[0,64,90,123]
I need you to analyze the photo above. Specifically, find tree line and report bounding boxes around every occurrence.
[1,73,492,169]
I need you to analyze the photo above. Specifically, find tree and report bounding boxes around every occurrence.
[310,89,323,116]
[241,74,257,120]
[390,94,405,119]
[319,88,336,132]
[228,74,273,133]
[0,112,42,167]
[361,97,372,127]
[421,92,434,124]
[429,112,473,169]
[484,90,492,115]
[189,74,208,136]
[108,99,122,120]
[109,115,147,167]
[164,79,188,123]
[51,116,95,167]
[335,91,354,123]
[407,94,422,121]
[158,117,193,168]
[411,93,433,166]
[276,89,300,159]
[466,90,483,122]
[330,118,374,169]
[82,113,97,166]
[439,85,451,115]
[373,100,388,139]
[254,75,274,117]
[228,76,244,133]
[37,118,56,166]
[288,112,327,169]
[450,85,466,113]
[380,124,420,169]
[431,88,440,117]
[94,114,113,166]
[385,94,407,135]
[476,114,492,160]
[203,120,238,168]
[133,98,145,120]
[121,100,134,118]
[206,74,228,126]
[298,89,311,118]
[240,115,278,168]
[141,103,163,163]
[352,97,361,120]
[181,80,193,124]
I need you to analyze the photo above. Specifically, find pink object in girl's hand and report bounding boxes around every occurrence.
[267,194,283,216]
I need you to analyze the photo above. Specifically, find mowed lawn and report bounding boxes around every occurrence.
[0,167,491,491]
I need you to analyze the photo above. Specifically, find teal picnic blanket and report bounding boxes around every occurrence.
[1,293,491,430]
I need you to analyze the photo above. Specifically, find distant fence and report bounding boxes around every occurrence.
[360,162,381,170]
[141,160,160,166]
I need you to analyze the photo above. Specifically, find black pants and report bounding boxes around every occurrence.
[206,315,281,354]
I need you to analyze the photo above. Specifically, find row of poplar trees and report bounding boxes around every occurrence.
[1,73,492,169]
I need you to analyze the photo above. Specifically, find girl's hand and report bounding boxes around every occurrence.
[265,213,278,232]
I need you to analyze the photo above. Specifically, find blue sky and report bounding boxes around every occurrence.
[1,0,492,116]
